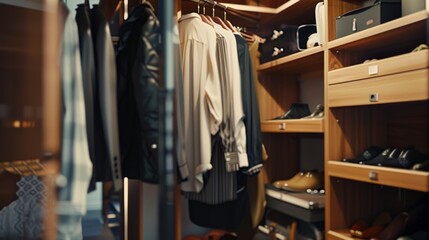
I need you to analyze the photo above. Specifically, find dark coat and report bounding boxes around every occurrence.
[116,2,160,183]
[76,3,96,192]
[90,5,123,191]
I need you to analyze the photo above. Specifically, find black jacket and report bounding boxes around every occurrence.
[90,5,123,191]
[116,2,160,183]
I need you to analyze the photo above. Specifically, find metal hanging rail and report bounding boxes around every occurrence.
[183,0,260,25]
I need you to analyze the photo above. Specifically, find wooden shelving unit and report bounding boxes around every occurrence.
[325,1,429,239]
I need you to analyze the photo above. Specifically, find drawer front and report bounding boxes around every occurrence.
[261,119,324,133]
[328,69,429,107]
[328,49,429,85]
[328,161,429,192]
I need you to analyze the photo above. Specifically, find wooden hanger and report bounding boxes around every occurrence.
[200,2,214,27]
[222,6,237,32]
[210,2,228,30]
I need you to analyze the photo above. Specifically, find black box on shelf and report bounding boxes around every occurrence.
[259,24,299,64]
[258,24,317,64]
[335,0,401,39]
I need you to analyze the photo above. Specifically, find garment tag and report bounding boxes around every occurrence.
[224,152,239,172]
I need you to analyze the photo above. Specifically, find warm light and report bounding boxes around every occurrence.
[12,120,21,128]
[124,177,128,240]
[124,0,128,20]
[9,120,36,128]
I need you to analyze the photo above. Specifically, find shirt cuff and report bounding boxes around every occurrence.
[178,161,190,181]
[238,153,249,168]
[243,164,263,175]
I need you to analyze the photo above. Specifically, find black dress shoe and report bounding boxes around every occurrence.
[302,104,324,119]
[377,147,408,168]
[397,148,425,169]
[378,146,425,169]
[343,146,383,164]
[364,147,400,166]
[272,103,310,120]
[412,159,429,171]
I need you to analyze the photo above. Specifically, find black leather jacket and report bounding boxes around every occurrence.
[116,2,160,183]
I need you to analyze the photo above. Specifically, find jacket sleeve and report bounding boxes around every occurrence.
[132,15,160,146]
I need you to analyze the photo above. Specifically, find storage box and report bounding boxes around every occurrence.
[258,24,317,63]
[402,0,426,16]
[259,25,299,64]
[336,0,401,38]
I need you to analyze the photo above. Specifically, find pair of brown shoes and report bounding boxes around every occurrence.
[273,171,324,192]
[350,212,391,239]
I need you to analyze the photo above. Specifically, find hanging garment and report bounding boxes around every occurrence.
[178,13,223,193]
[234,34,263,175]
[173,23,189,182]
[90,5,122,191]
[0,175,46,239]
[183,24,241,203]
[75,3,96,192]
[116,2,160,183]
[212,24,249,172]
[246,39,268,229]
[57,11,93,240]
[189,175,249,230]
[183,133,237,204]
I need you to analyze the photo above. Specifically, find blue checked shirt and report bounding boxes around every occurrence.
[57,12,93,239]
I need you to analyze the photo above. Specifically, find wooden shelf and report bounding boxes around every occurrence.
[327,161,429,192]
[261,118,324,133]
[258,46,324,73]
[327,10,428,51]
[327,229,356,240]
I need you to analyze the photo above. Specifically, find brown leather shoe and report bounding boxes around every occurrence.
[273,171,305,189]
[351,212,391,239]
[281,171,324,192]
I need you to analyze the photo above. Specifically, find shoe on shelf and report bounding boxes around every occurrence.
[350,212,391,239]
[397,147,426,169]
[376,147,405,168]
[302,104,324,119]
[373,198,429,240]
[411,43,428,52]
[273,171,305,189]
[363,58,378,64]
[342,146,383,164]
[364,147,399,166]
[280,171,324,192]
[412,159,429,171]
[363,146,426,169]
[272,103,310,120]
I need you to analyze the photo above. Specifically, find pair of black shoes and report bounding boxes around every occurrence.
[343,146,427,169]
[272,103,324,120]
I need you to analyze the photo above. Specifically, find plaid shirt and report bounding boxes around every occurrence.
[58,12,93,218]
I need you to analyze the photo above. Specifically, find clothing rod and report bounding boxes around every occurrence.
[183,0,259,24]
